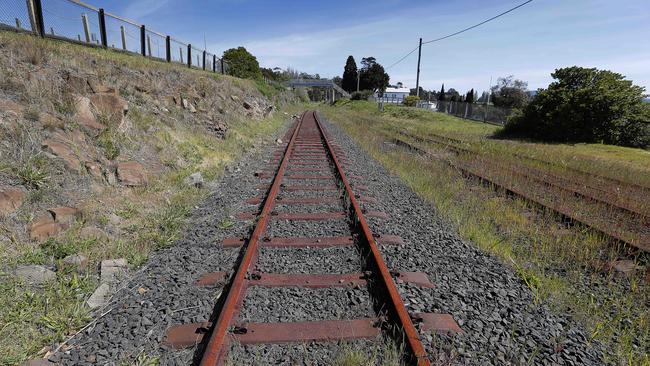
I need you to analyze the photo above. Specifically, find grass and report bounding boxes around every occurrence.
[320,100,650,365]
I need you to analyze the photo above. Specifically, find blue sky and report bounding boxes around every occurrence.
[89,0,649,94]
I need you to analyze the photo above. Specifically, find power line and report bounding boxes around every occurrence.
[422,0,533,45]
[386,0,533,69]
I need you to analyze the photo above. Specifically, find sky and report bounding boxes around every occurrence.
[88,0,650,94]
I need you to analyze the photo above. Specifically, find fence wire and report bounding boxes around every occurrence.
[435,101,511,125]
[0,0,229,73]
[0,0,34,31]
[104,12,139,54]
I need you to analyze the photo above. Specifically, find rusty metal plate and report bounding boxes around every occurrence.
[222,237,246,247]
[197,271,228,286]
[364,211,389,220]
[235,212,257,220]
[287,167,331,172]
[262,236,354,248]
[273,212,346,221]
[283,185,339,191]
[412,313,462,333]
[286,175,333,180]
[353,185,369,191]
[393,272,435,288]
[276,197,339,205]
[248,272,366,288]
[163,322,212,349]
[246,197,263,204]
[232,318,381,344]
[376,234,405,245]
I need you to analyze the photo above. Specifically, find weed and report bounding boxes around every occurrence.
[218,218,235,230]
[15,165,49,189]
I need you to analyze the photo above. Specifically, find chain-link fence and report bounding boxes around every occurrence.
[0,0,229,73]
[432,101,511,125]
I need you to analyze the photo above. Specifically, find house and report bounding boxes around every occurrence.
[376,86,411,103]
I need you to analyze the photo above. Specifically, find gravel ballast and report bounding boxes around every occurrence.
[55,111,606,365]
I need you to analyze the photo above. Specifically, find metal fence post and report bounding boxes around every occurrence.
[202,50,206,70]
[31,0,44,37]
[220,58,225,74]
[98,9,108,47]
[212,55,216,73]
[140,25,146,56]
[165,36,171,62]
[187,44,192,68]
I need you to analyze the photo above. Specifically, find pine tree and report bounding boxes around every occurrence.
[439,84,446,101]
[341,56,358,93]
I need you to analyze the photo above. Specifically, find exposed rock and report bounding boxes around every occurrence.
[230,95,240,102]
[62,254,88,272]
[100,258,128,284]
[89,92,128,126]
[47,206,81,224]
[242,101,252,110]
[15,265,56,285]
[116,161,148,186]
[188,103,197,113]
[181,98,190,109]
[86,283,110,309]
[63,71,94,94]
[74,96,106,135]
[275,138,283,145]
[79,226,108,241]
[84,161,104,180]
[30,215,68,241]
[184,172,204,188]
[42,130,98,172]
[42,139,81,171]
[0,187,26,214]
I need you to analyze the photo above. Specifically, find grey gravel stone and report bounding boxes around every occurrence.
[14,265,56,285]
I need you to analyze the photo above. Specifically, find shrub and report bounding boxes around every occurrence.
[350,90,373,101]
[501,66,650,148]
[403,95,419,107]
[222,47,262,80]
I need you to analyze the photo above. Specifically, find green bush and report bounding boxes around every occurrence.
[222,47,263,80]
[350,90,373,101]
[501,66,650,148]
[403,95,419,107]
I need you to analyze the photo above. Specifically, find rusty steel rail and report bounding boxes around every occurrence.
[391,136,650,252]
[312,112,431,365]
[161,111,456,364]
[397,131,649,220]
[198,111,306,365]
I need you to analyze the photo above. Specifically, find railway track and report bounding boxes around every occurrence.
[390,135,650,252]
[162,111,460,365]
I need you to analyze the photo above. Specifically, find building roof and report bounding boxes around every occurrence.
[384,87,411,94]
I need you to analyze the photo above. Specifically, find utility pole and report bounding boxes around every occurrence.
[415,37,422,97]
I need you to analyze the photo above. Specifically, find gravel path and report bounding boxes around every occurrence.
[54,111,606,365]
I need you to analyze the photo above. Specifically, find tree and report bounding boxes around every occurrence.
[502,66,650,148]
[222,47,262,79]
[439,84,446,101]
[448,88,460,102]
[341,56,358,93]
[491,75,529,108]
[332,76,343,87]
[359,57,389,93]
[465,89,475,103]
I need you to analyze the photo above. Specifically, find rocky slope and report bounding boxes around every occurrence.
[0,30,298,364]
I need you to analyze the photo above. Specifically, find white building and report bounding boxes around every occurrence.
[376,86,411,103]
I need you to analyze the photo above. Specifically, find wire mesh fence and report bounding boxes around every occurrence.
[0,0,35,32]
[433,101,512,125]
[104,12,139,53]
[0,0,229,73]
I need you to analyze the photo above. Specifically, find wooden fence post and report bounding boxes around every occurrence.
[81,14,91,42]
[147,35,152,56]
[31,0,45,37]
